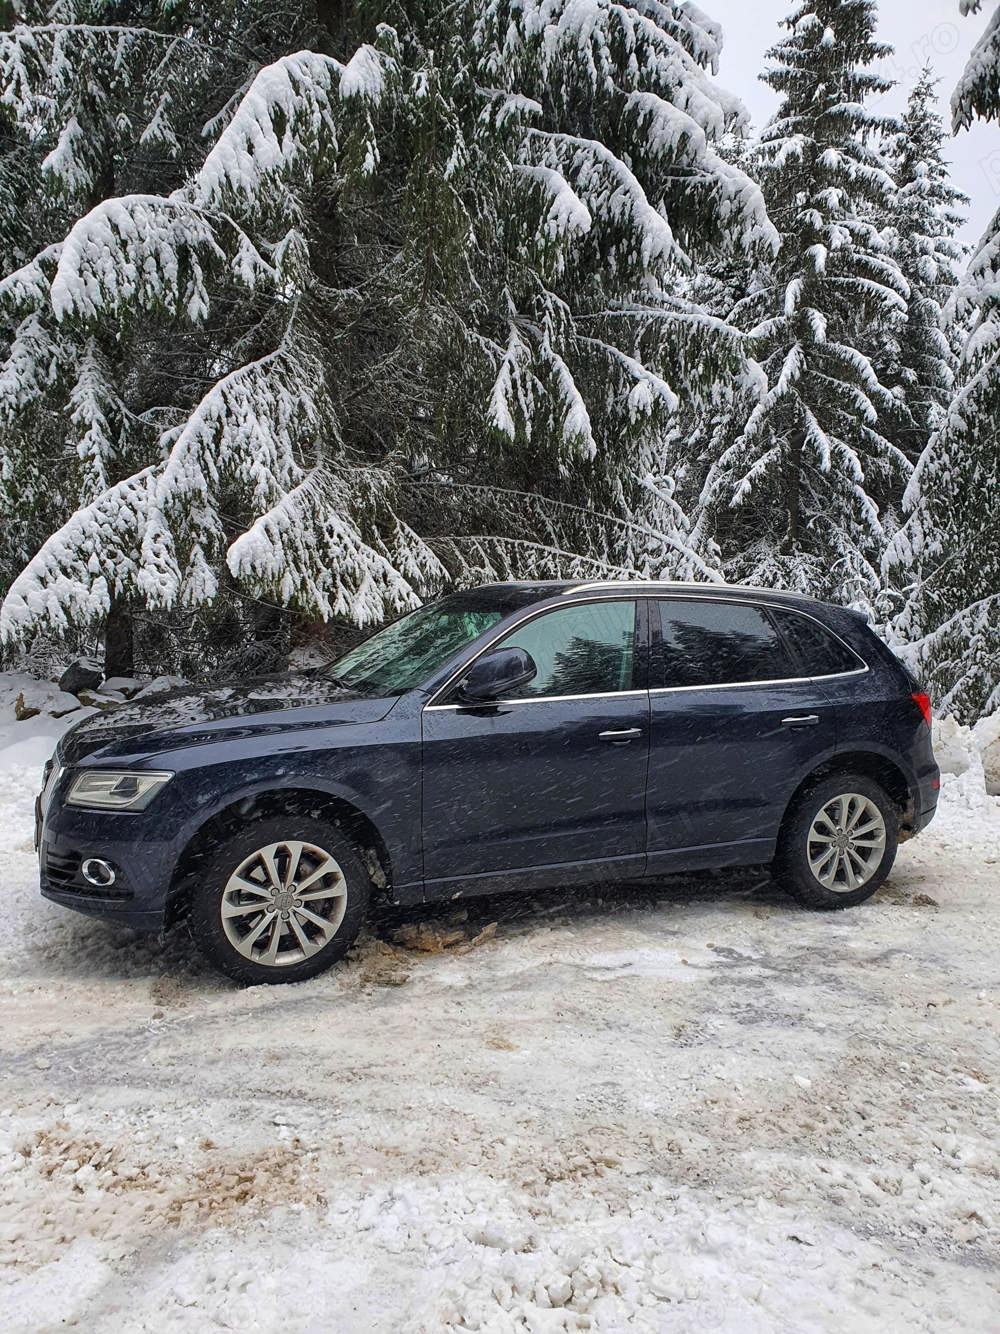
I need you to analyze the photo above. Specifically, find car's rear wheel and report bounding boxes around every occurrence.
[776,773,898,909]
[188,816,370,984]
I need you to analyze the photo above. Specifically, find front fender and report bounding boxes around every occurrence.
[155,718,423,891]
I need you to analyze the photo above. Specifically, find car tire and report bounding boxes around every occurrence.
[775,773,899,910]
[188,815,370,985]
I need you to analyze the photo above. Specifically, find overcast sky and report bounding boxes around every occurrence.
[708,0,996,247]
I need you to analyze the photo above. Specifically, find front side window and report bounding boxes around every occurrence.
[490,600,638,699]
[655,600,793,688]
[325,598,504,696]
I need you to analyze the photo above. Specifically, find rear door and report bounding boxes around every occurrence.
[421,598,650,896]
[646,597,836,871]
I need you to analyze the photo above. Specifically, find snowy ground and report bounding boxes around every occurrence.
[1,721,998,1332]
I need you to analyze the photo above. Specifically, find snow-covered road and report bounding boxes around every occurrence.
[1,731,998,1332]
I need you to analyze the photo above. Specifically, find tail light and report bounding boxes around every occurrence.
[911,691,932,727]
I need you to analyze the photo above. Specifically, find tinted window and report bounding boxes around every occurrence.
[770,609,863,676]
[493,601,637,698]
[655,600,793,688]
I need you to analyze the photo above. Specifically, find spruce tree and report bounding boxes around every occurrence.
[886,2,1000,719]
[0,1,777,672]
[882,67,967,464]
[699,0,910,612]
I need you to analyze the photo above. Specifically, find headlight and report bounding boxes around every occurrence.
[66,770,173,811]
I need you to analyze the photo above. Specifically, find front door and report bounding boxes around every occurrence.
[646,597,836,871]
[421,598,649,897]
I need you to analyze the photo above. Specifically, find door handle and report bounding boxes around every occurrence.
[781,714,820,728]
[599,728,643,744]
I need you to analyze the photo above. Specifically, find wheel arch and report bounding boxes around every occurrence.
[165,787,394,927]
[781,751,915,836]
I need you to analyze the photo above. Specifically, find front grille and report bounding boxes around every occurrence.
[43,847,79,885]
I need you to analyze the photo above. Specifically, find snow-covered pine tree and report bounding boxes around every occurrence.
[0,1,777,674]
[699,0,910,613]
[0,0,73,614]
[881,67,967,464]
[884,2,1000,719]
[633,132,770,591]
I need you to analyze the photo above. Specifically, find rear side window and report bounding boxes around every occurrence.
[654,600,794,688]
[770,609,864,676]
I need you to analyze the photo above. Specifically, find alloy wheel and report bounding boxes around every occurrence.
[220,839,348,966]
[806,793,887,893]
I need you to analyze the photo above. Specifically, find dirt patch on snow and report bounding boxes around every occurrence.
[5,1123,320,1273]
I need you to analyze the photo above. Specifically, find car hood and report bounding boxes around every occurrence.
[56,672,395,765]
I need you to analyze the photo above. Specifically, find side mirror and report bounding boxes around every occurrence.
[457,647,537,703]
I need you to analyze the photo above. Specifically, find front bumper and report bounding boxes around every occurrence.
[38,804,177,933]
[40,879,165,931]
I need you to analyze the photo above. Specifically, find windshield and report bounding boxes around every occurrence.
[324,597,505,696]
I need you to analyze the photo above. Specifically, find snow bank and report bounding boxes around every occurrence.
[972,711,1000,796]
[932,712,998,789]
[0,711,86,776]
[932,715,977,776]
[0,671,81,720]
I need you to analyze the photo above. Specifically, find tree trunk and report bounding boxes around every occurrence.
[104,598,134,678]
[314,0,348,51]
[783,430,805,555]
[250,599,291,675]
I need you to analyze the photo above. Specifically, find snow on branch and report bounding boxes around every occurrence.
[542,339,597,457]
[438,535,641,585]
[953,1,1000,130]
[526,129,679,271]
[515,165,592,240]
[0,21,213,199]
[189,48,364,208]
[156,336,319,520]
[0,315,62,424]
[227,471,439,626]
[626,92,779,255]
[488,323,538,440]
[581,337,679,419]
[0,245,62,314]
[193,51,338,201]
[0,467,180,643]
[69,340,127,500]
[476,0,748,139]
[10,40,397,328]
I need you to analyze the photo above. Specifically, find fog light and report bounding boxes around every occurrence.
[81,858,117,888]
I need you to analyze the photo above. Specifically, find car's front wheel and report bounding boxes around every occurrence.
[188,816,370,984]
[776,773,899,909]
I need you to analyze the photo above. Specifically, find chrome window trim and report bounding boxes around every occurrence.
[428,689,649,712]
[422,591,870,710]
[647,666,869,697]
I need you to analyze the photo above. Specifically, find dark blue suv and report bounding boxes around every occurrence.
[37,582,939,984]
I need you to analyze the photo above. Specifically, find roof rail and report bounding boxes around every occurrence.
[560,580,818,602]
[561,579,714,595]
